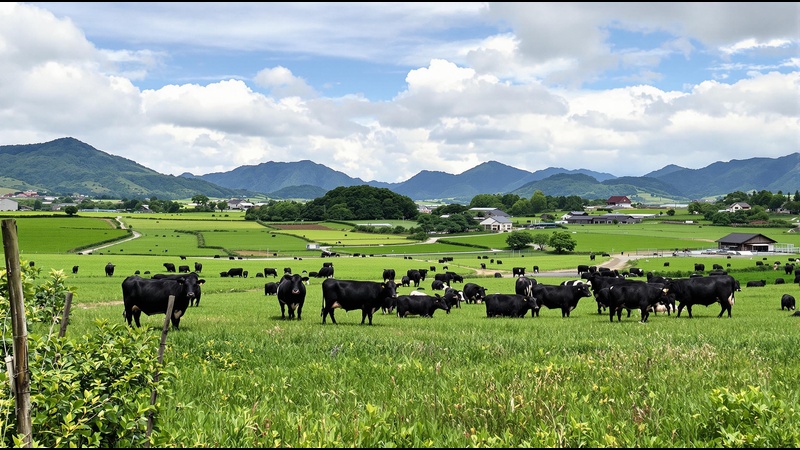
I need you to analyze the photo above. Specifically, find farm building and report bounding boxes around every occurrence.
[479,216,513,232]
[564,213,641,225]
[716,233,776,252]
[0,198,18,211]
[606,196,632,208]
[469,207,509,218]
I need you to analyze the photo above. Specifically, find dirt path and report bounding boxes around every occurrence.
[83,216,141,254]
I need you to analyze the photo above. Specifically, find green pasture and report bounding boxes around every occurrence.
[10,216,129,253]
[37,273,800,447]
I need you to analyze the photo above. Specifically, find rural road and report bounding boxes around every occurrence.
[82,216,141,254]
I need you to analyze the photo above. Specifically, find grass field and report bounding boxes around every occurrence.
[1,212,799,447]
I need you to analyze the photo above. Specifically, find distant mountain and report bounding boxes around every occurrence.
[1,137,796,202]
[0,138,246,200]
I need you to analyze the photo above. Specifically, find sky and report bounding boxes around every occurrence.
[1,2,798,183]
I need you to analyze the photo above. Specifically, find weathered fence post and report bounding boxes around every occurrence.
[2,219,32,447]
[144,294,175,447]
[57,292,73,338]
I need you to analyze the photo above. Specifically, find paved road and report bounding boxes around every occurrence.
[83,216,141,254]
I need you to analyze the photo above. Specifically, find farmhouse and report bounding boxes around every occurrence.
[479,216,513,232]
[726,202,751,212]
[606,196,632,208]
[716,233,777,252]
[564,213,641,225]
[0,198,18,211]
[227,199,254,210]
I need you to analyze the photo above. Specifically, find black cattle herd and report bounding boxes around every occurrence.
[91,254,800,329]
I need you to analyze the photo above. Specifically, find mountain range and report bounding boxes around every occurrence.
[1,137,797,203]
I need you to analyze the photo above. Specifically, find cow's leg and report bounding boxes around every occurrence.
[687,304,694,318]
[296,304,303,321]
[280,302,287,320]
[133,310,142,327]
[677,302,685,318]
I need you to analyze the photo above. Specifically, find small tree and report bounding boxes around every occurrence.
[532,233,549,251]
[63,205,78,216]
[505,230,534,250]
[549,231,577,253]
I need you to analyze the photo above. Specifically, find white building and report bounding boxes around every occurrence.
[479,216,513,232]
[0,198,19,211]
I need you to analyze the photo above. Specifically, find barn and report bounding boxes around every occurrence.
[716,233,777,253]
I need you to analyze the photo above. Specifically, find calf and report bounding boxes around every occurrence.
[484,294,538,318]
[277,273,307,320]
[122,273,205,330]
[781,294,795,311]
[321,279,398,325]
[395,294,450,318]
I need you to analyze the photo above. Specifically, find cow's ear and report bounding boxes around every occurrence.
[199,279,206,284]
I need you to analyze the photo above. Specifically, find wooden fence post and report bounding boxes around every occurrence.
[144,294,175,447]
[58,292,74,338]
[2,219,32,447]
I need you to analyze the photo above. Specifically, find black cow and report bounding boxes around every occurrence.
[484,294,538,318]
[105,263,115,277]
[694,263,705,272]
[407,270,422,287]
[784,264,794,275]
[629,268,644,277]
[318,266,335,278]
[395,294,450,318]
[194,262,203,273]
[264,282,278,295]
[122,273,205,330]
[434,273,453,286]
[512,267,526,277]
[531,283,592,318]
[600,282,669,323]
[264,268,278,278]
[463,283,487,304]
[781,294,795,311]
[178,265,191,273]
[277,273,307,320]
[533,266,540,274]
[227,268,244,277]
[72,265,79,274]
[418,269,429,280]
[746,280,766,287]
[431,280,446,290]
[442,288,463,309]
[664,275,737,318]
[152,273,204,307]
[321,279,398,325]
[400,275,411,287]
[577,265,590,275]
[775,278,785,284]
[163,262,176,273]
[382,269,396,282]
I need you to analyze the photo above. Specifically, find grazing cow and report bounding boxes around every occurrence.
[577,265,590,275]
[431,280,446,290]
[462,283,487,304]
[382,269,396,282]
[72,265,79,274]
[480,263,486,269]
[163,262,176,273]
[407,270,422,287]
[775,278,785,284]
[494,272,502,278]
[227,268,244,278]
[442,287,463,309]
[712,264,723,271]
[194,262,203,273]
[512,267,526,277]
[105,263,115,277]
[318,266,335,278]
[746,280,766,287]
[599,281,669,323]
[264,282,278,295]
[264,268,278,278]
[219,271,229,277]
[484,294,538,318]
[515,276,537,299]
[321,279,398,325]
[283,267,292,274]
[533,265,540,274]
[417,269,429,280]
[277,273,307,320]
[400,275,411,287]
[664,275,738,318]
[781,294,795,311]
[784,264,794,275]
[531,283,592,318]
[434,272,453,286]
[178,265,191,273]
[152,273,204,307]
[694,263,705,272]
[395,294,450,318]
[122,273,204,330]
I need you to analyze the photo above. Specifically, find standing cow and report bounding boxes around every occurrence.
[781,294,795,311]
[72,265,79,274]
[163,262,176,273]
[264,282,278,296]
[152,273,204,307]
[531,283,592,317]
[105,263,115,277]
[122,273,205,330]
[395,294,450,318]
[194,262,203,273]
[462,283,487,304]
[321,279,397,325]
[277,273,307,320]
[664,275,737,318]
[484,294,538,318]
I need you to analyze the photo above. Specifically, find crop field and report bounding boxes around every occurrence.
[1,213,799,447]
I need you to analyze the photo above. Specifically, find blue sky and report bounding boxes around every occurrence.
[2,2,798,183]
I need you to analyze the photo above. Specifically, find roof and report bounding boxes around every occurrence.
[480,216,512,224]
[607,196,631,203]
[716,233,777,244]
